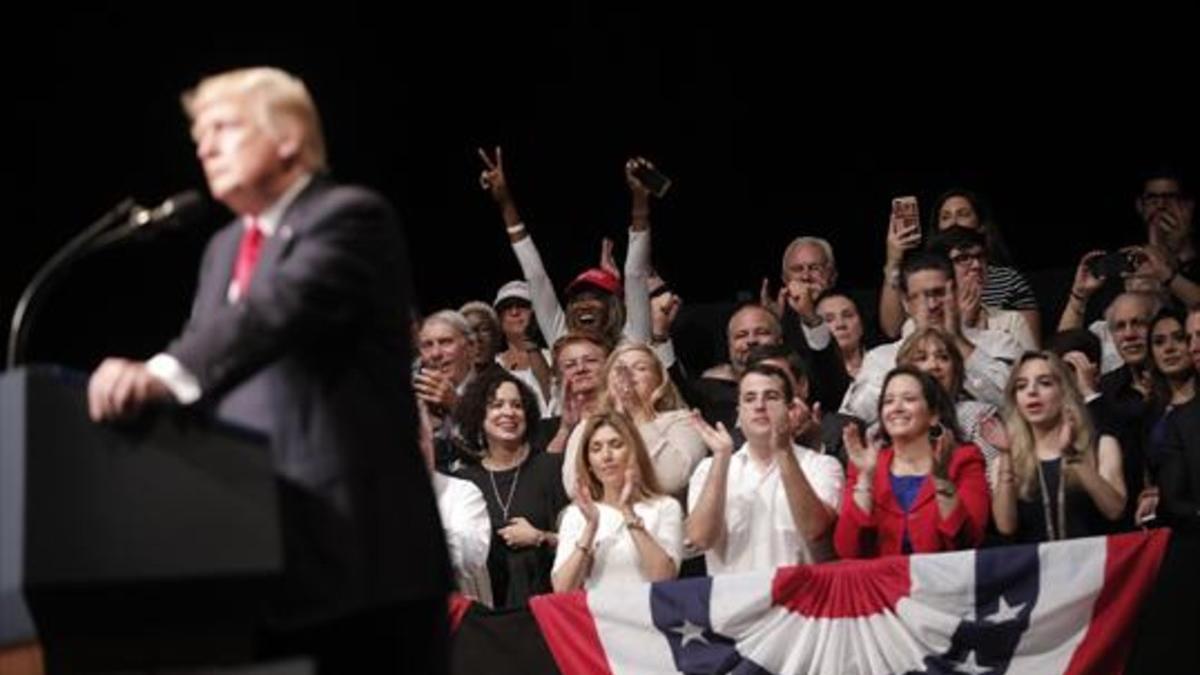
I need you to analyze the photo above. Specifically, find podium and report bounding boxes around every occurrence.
[0,366,282,672]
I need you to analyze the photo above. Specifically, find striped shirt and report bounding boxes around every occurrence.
[981,264,1038,311]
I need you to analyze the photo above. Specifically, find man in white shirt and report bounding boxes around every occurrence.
[841,250,1023,425]
[686,363,844,574]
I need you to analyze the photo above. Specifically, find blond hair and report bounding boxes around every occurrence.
[182,67,327,172]
[598,343,684,414]
[1002,351,1097,500]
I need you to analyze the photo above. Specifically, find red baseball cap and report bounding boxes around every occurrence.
[565,268,621,297]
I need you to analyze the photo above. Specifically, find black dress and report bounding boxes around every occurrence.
[456,452,569,608]
[1013,457,1111,543]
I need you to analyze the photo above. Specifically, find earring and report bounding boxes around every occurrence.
[928,423,945,442]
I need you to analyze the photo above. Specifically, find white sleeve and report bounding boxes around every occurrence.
[511,236,568,346]
[800,320,832,351]
[641,413,708,497]
[647,497,684,570]
[561,421,587,498]
[807,453,845,512]
[652,338,677,369]
[622,228,652,344]
[1091,321,1123,375]
[839,345,890,424]
[444,479,495,607]
[962,345,1013,409]
[686,457,714,514]
[552,505,586,574]
[146,353,202,404]
[1007,312,1038,353]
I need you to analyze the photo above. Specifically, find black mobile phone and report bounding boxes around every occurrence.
[1087,251,1135,279]
[631,162,671,198]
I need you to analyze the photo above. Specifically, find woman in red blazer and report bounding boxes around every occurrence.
[835,366,990,558]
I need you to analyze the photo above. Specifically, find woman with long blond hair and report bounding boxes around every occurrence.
[983,352,1127,541]
[562,343,706,498]
[552,412,683,591]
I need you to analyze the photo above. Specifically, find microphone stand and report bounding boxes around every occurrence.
[6,198,138,369]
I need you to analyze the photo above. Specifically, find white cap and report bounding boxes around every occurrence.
[493,280,532,308]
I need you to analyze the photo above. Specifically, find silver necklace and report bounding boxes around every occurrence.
[485,450,525,522]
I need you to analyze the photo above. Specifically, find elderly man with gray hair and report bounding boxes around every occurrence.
[760,235,860,412]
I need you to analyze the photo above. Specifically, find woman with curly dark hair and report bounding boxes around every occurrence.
[452,369,568,608]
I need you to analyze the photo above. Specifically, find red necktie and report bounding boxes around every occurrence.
[231,218,264,300]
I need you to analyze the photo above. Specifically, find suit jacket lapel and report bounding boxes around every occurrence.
[248,176,330,293]
[198,225,241,313]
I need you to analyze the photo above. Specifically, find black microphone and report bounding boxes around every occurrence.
[128,189,207,230]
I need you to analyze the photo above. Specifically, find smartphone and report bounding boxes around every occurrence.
[630,161,671,197]
[892,196,921,241]
[1087,251,1135,279]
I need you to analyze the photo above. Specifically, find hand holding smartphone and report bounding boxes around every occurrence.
[628,158,671,198]
[891,195,922,252]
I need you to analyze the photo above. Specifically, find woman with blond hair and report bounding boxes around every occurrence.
[552,412,683,591]
[561,343,707,498]
[983,352,1127,542]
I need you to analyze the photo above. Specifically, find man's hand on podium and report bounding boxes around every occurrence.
[87,357,172,422]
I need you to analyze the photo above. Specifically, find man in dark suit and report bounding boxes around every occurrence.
[86,67,450,673]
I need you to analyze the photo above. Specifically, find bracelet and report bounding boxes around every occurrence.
[650,333,670,344]
[883,265,901,289]
[624,515,645,531]
[506,222,526,235]
[1070,290,1087,302]
[575,541,593,556]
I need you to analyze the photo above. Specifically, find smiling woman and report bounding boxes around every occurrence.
[834,366,990,559]
[452,369,569,608]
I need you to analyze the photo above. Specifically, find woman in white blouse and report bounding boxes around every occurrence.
[553,412,683,591]
[562,343,707,498]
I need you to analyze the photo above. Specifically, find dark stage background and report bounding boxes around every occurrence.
[10,6,1197,371]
